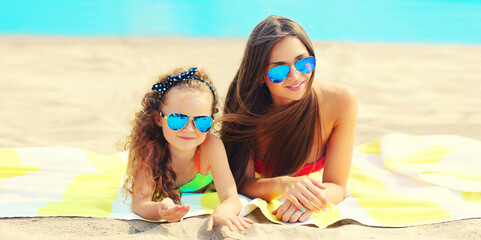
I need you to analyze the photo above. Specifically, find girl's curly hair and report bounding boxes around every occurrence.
[122,67,218,204]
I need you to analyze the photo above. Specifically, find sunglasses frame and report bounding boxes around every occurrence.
[267,56,316,83]
[160,112,213,133]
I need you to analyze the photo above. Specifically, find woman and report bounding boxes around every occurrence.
[220,15,357,223]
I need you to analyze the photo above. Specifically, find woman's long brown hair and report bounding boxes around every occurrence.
[123,67,218,204]
[220,15,322,186]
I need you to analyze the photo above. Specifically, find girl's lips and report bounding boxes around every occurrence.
[286,81,304,91]
[179,136,195,140]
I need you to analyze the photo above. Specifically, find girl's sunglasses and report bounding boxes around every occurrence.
[161,113,213,133]
[267,56,316,83]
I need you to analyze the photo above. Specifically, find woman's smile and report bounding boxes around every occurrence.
[286,81,305,91]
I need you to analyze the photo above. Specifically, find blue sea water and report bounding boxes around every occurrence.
[0,0,480,44]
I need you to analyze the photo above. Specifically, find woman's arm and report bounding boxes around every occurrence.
[239,84,357,210]
[321,85,358,204]
[240,159,327,212]
[203,134,254,232]
[131,167,190,222]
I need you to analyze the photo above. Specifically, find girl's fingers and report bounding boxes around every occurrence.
[158,198,175,212]
[225,220,235,231]
[205,215,214,232]
[158,205,176,219]
[239,217,254,229]
[164,205,190,222]
[243,217,255,225]
[159,198,175,209]
[161,205,181,216]
[206,216,253,233]
[231,218,244,231]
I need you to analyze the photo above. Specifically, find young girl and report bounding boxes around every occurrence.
[123,67,253,232]
[221,16,358,223]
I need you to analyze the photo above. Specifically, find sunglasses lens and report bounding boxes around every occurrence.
[193,116,213,133]
[167,113,188,130]
[268,65,290,83]
[295,56,316,74]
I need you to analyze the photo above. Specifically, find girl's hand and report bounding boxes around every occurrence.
[280,176,329,212]
[206,204,254,232]
[157,197,190,222]
[272,200,313,223]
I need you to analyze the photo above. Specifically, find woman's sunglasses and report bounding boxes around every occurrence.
[161,113,213,133]
[267,56,316,83]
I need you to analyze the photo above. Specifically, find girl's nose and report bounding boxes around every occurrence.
[183,119,196,132]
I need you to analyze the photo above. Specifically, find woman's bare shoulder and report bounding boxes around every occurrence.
[314,80,358,122]
[314,80,357,102]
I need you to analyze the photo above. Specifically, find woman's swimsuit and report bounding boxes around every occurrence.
[254,156,325,177]
[178,149,213,193]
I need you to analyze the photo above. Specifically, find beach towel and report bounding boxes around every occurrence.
[1,133,480,227]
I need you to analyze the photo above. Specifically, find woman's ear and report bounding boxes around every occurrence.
[263,72,270,85]
[153,110,162,128]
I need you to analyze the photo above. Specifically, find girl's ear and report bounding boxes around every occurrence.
[153,110,162,128]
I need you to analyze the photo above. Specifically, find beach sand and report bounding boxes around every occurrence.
[0,37,480,239]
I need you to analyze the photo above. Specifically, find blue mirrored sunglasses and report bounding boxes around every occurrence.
[161,113,213,133]
[267,56,316,83]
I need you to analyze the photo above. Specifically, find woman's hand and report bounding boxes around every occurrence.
[206,203,254,232]
[280,176,329,212]
[272,200,314,223]
[157,197,190,222]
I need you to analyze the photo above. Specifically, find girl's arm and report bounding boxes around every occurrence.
[202,134,254,232]
[131,167,190,222]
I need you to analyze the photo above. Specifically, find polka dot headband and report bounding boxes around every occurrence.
[151,67,216,102]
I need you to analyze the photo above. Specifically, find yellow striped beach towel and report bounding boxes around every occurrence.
[1,133,480,227]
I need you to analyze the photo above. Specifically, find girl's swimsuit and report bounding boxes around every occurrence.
[254,156,325,177]
[178,149,213,193]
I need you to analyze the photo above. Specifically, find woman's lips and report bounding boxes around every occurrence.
[286,81,304,91]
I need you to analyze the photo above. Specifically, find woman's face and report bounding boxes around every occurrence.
[264,36,312,106]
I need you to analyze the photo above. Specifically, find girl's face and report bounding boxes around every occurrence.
[157,88,213,152]
[264,36,312,106]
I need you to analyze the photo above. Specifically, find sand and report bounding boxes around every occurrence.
[0,37,480,239]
